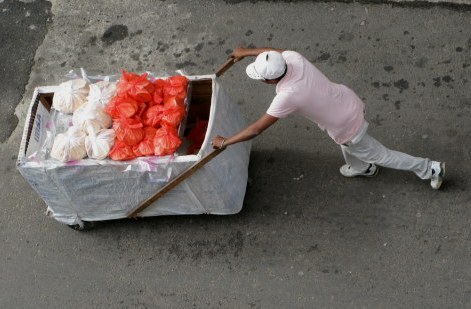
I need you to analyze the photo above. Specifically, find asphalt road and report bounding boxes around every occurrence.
[1,1,470,308]
[0,0,51,142]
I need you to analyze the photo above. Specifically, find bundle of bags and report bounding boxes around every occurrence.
[49,71,188,163]
[50,79,117,162]
[105,70,187,161]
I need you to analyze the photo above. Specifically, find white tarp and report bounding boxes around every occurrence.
[17,75,251,226]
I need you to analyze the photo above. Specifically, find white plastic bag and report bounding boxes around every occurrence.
[87,81,117,107]
[72,100,112,135]
[52,79,90,113]
[50,126,87,162]
[84,129,115,160]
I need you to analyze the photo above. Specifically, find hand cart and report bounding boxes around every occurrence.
[17,58,251,230]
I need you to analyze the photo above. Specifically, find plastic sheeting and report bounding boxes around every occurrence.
[17,75,251,225]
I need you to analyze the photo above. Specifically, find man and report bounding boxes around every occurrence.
[211,47,445,189]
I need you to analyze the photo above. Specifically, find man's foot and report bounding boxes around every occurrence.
[430,161,445,190]
[340,163,379,178]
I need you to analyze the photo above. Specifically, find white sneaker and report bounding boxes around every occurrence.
[430,161,445,190]
[340,163,379,178]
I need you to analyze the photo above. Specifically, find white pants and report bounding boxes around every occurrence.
[340,123,432,179]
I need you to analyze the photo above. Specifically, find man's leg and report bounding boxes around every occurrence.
[345,132,431,179]
[341,144,370,171]
[339,144,379,177]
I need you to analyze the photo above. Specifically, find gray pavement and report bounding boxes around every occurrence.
[1,1,471,308]
[0,0,51,142]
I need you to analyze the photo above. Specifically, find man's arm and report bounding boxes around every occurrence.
[211,114,279,149]
[230,47,284,62]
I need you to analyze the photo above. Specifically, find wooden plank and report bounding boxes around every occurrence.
[127,148,225,218]
[215,58,235,77]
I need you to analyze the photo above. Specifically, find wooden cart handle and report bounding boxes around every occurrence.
[215,57,236,77]
[127,148,226,219]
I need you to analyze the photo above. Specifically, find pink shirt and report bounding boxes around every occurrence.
[266,51,365,144]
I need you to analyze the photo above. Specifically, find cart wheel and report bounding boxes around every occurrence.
[67,221,95,231]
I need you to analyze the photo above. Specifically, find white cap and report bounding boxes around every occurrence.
[246,51,286,80]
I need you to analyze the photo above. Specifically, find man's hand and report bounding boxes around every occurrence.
[229,47,247,62]
[211,135,227,149]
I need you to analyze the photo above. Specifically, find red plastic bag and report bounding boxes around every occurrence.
[162,76,187,99]
[160,108,185,127]
[150,91,163,106]
[113,117,144,146]
[105,94,139,119]
[117,70,154,103]
[142,105,165,128]
[163,96,184,109]
[153,78,167,92]
[142,97,185,128]
[136,102,147,118]
[187,120,208,155]
[150,79,166,106]
[163,84,183,98]
[107,73,188,159]
[169,75,188,88]
[168,76,187,97]
[153,125,181,156]
[133,126,157,157]
[109,140,137,161]
[159,96,185,127]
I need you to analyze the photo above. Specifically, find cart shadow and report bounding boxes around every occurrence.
[76,148,461,267]
[87,148,419,230]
